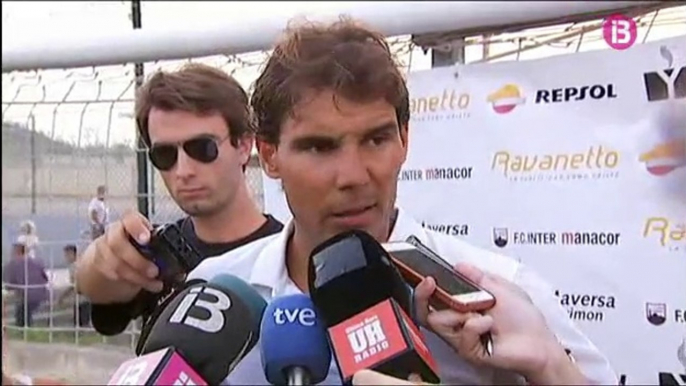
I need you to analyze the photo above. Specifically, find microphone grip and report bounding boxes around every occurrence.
[287,367,311,386]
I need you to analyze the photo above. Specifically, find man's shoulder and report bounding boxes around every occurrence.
[188,233,280,281]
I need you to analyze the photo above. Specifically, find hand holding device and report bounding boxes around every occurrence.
[260,294,332,385]
[137,274,267,385]
[308,230,440,385]
[426,263,584,385]
[128,222,202,285]
[88,210,163,295]
[383,236,495,313]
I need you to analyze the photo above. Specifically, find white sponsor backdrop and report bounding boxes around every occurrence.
[263,37,686,384]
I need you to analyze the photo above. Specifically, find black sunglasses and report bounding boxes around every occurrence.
[148,135,229,171]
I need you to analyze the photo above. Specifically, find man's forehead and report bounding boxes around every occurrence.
[283,92,396,136]
[149,109,226,143]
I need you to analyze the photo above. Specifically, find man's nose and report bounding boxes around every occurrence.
[173,148,197,179]
[334,147,371,189]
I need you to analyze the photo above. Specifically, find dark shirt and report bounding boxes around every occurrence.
[91,214,283,340]
[3,257,49,304]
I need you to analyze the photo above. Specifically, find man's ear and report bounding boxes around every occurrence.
[257,139,280,179]
[237,133,254,166]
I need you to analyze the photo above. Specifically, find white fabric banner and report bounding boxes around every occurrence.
[262,36,686,385]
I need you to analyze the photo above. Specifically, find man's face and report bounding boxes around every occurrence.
[64,250,76,264]
[148,108,252,217]
[259,90,408,246]
[12,246,25,259]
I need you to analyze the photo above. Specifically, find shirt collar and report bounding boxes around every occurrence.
[247,207,427,296]
[248,218,295,296]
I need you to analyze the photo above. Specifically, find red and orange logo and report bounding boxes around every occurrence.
[639,138,686,176]
[487,84,526,114]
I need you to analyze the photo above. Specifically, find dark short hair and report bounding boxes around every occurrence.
[251,17,410,144]
[63,244,77,254]
[12,243,26,255]
[135,63,255,148]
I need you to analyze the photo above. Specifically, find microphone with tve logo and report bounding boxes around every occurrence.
[260,294,332,385]
[308,230,440,385]
[115,274,267,385]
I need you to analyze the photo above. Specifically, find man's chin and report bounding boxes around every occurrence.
[180,202,217,217]
[325,223,387,243]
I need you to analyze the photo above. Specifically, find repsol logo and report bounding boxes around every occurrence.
[421,222,469,236]
[554,290,616,323]
[536,84,618,104]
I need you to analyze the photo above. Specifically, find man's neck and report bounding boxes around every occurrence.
[286,228,316,294]
[191,185,266,244]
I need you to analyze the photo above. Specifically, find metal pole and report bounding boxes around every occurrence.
[431,39,466,68]
[132,0,149,218]
[29,115,37,214]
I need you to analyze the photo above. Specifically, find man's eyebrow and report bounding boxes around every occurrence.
[151,133,216,146]
[290,134,339,150]
[289,121,399,149]
[361,122,399,139]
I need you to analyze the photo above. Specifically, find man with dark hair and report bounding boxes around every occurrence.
[188,18,617,385]
[58,244,91,327]
[74,63,283,345]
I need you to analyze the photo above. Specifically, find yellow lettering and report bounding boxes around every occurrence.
[553,154,570,170]
[491,146,620,176]
[539,155,553,170]
[643,217,686,247]
[570,154,585,169]
[491,151,511,176]
[428,96,440,112]
[410,90,470,115]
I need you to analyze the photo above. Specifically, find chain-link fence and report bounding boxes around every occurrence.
[2,2,684,355]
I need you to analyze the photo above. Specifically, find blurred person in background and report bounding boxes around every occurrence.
[15,220,39,259]
[2,243,48,327]
[88,185,110,240]
[57,244,91,328]
[74,63,283,349]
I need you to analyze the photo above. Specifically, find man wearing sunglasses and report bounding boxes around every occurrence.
[74,63,283,338]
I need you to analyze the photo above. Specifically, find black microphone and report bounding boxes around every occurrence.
[308,230,440,385]
[136,274,267,385]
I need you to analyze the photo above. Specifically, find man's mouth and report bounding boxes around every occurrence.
[332,204,376,218]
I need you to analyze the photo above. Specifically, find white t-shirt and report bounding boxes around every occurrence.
[188,208,618,385]
[87,198,109,225]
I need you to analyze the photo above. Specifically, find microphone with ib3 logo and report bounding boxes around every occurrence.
[260,294,332,385]
[308,230,440,385]
[108,274,267,385]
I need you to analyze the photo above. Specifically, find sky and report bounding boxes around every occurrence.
[1,2,684,147]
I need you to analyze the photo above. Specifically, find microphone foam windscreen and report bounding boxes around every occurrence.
[140,277,266,384]
[210,274,267,327]
[260,294,331,385]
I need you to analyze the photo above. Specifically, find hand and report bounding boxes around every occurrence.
[414,263,583,384]
[90,210,163,294]
[353,370,428,385]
